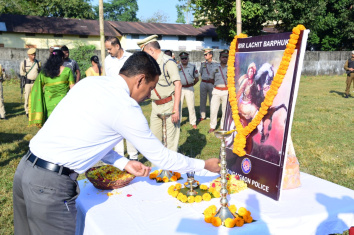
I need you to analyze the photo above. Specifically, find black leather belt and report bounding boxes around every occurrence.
[27,151,74,176]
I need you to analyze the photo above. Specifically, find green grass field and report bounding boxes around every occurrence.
[0,75,353,234]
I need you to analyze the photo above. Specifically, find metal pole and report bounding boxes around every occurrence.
[99,0,106,75]
[236,0,242,35]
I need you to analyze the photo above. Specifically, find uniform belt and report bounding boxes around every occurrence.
[25,79,35,84]
[154,95,173,105]
[202,79,213,84]
[27,151,76,177]
[182,84,194,88]
[214,86,228,91]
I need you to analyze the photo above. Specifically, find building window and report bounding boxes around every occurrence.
[179,46,186,51]
[196,36,204,41]
[25,33,35,36]
[178,36,187,41]
[212,37,219,42]
[54,34,63,37]
[25,44,37,48]
[131,34,139,39]
[0,43,4,47]
[157,35,162,40]
[79,35,89,38]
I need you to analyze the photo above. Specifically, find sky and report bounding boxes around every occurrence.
[91,0,181,24]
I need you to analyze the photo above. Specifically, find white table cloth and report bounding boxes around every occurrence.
[75,171,354,235]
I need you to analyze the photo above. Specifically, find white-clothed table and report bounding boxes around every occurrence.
[75,171,354,235]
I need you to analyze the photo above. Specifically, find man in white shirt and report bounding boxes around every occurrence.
[13,52,220,235]
[104,36,138,160]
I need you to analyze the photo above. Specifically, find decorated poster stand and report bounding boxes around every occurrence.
[224,29,310,200]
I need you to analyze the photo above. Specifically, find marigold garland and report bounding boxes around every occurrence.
[149,170,182,183]
[227,25,306,156]
[203,205,254,228]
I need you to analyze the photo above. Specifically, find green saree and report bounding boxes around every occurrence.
[28,67,75,127]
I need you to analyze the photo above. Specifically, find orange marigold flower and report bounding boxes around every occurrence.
[290,34,299,40]
[175,183,182,190]
[173,172,181,179]
[204,216,213,223]
[188,196,195,203]
[156,177,162,182]
[163,176,169,183]
[238,207,248,216]
[289,39,298,45]
[170,175,177,182]
[200,185,208,190]
[243,214,253,223]
[181,195,188,203]
[213,191,221,198]
[149,173,157,179]
[234,217,244,227]
[211,217,222,227]
[297,24,306,30]
[225,218,235,228]
[285,48,295,54]
[228,205,237,214]
[286,43,296,50]
[292,27,300,35]
[172,191,179,198]
[195,195,202,203]
[277,69,287,75]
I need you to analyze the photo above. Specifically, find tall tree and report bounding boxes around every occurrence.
[176,0,193,24]
[176,5,186,24]
[191,0,270,42]
[141,10,170,23]
[93,0,139,22]
[268,0,354,50]
[0,0,95,19]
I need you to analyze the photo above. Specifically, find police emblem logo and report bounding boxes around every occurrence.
[241,158,252,174]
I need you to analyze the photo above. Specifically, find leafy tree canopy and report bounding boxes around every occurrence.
[141,10,170,23]
[93,0,139,22]
[0,0,95,19]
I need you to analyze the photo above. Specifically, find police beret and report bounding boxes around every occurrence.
[203,48,213,55]
[220,49,229,56]
[27,48,36,55]
[137,35,158,51]
[179,52,189,58]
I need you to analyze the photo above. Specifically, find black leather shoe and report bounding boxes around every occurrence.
[344,94,349,98]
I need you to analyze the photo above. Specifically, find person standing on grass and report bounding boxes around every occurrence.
[343,50,354,98]
[104,36,139,160]
[137,35,182,152]
[209,50,229,133]
[28,50,75,127]
[61,45,81,83]
[20,48,41,118]
[199,48,216,122]
[12,52,221,235]
[0,64,5,120]
[178,51,199,129]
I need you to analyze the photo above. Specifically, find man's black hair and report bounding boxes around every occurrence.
[120,52,161,83]
[105,36,122,48]
[61,45,69,52]
[164,50,172,56]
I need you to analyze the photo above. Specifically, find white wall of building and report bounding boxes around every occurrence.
[124,35,229,51]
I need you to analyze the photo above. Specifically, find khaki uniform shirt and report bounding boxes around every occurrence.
[178,63,198,86]
[200,61,217,81]
[212,64,228,87]
[150,53,181,100]
[20,58,40,80]
[0,64,2,79]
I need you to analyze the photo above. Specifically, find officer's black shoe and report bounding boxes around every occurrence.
[344,94,349,98]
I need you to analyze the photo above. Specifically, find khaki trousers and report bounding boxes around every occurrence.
[24,83,34,114]
[199,82,214,119]
[114,140,138,158]
[181,87,197,125]
[0,82,5,118]
[210,88,228,129]
[345,74,354,95]
[150,99,180,152]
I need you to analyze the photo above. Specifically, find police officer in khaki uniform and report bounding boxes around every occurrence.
[209,50,229,133]
[20,48,41,117]
[344,50,354,98]
[199,48,217,122]
[137,35,182,151]
[0,64,5,119]
[178,52,199,129]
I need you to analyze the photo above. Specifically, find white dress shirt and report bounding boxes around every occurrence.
[29,76,205,174]
[104,50,132,77]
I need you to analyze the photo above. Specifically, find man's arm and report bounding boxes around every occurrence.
[20,61,25,76]
[76,69,81,83]
[344,60,353,72]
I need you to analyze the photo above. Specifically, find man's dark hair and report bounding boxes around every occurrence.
[164,50,172,57]
[208,51,213,56]
[105,36,122,48]
[120,52,161,83]
[61,45,69,52]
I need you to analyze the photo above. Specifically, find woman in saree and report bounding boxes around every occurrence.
[28,50,75,127]
[85,55,102,77]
